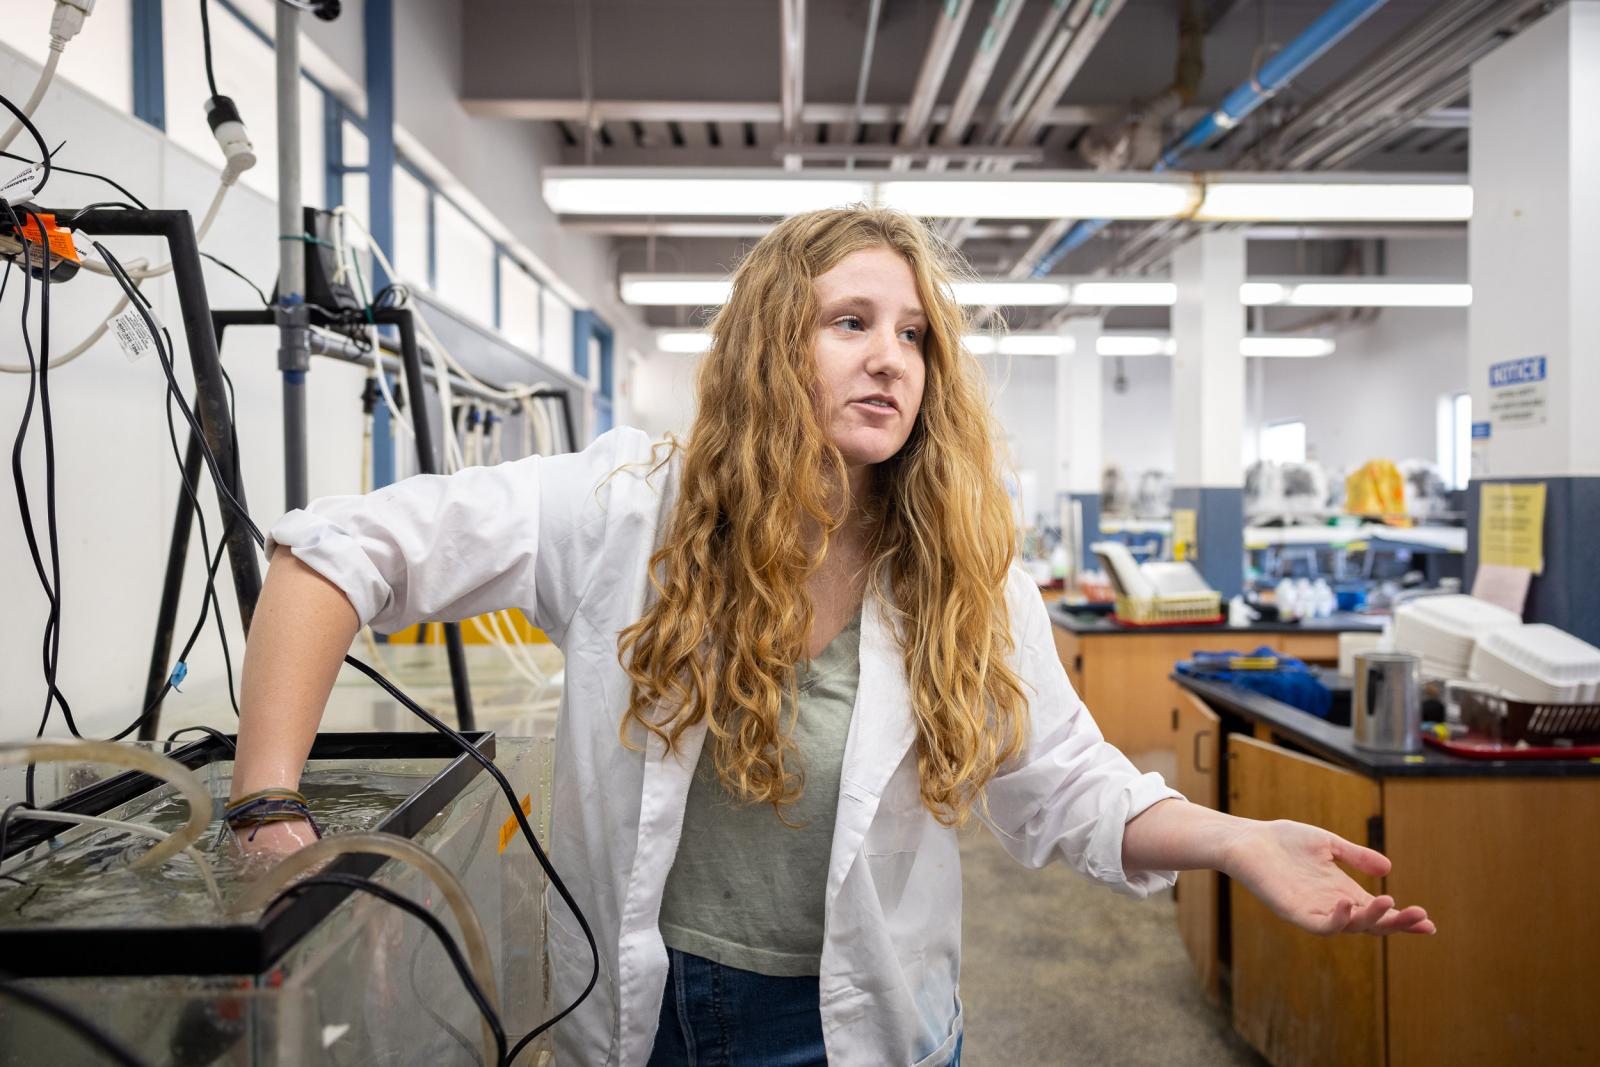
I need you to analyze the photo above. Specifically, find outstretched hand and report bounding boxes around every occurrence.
[1223,819,1436,937]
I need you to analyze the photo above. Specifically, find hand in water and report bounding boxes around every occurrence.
[231,817,320,870]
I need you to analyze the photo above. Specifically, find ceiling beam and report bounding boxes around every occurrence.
[463,98,1200,127]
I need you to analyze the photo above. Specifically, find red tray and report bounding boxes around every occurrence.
[1422,733,1600,760]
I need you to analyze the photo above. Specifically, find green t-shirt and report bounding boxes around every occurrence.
[658,608,862,977]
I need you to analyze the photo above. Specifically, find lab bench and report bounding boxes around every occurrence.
[1169,674,1600,1067]
[1049,605,1382,763]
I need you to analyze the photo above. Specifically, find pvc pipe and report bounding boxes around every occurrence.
[0,740,213,871]
[234,831,498,1062]
[1030,0,1392,277]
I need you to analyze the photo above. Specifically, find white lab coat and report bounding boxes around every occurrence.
[268,427,1182,1067]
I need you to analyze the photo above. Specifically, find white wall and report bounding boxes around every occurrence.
[1256,239,1469,477]
[1101,355,1174,478]
[0,49,366,736]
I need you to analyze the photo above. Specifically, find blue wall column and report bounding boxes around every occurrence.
[1467,5,1600,643]
[364,0,398,488]
[1171,231,1246,599]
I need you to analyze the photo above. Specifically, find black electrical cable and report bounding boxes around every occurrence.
[93,240,601,1052]
[0,151,148,210]
[201,251,270,306]
[161,724,237,754]
[267,873,508,1066]
[0,92,51,197]
[4,205,78,740]
[199,0,221,101]
[0,975,154,1067]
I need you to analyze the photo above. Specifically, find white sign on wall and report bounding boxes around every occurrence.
[1487,356,1548,428]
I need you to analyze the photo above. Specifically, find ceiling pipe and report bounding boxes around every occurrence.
[848,0,885,152]
[1106,0,1546,278]
[1030,0,1393,277]
[928,0,1031,172]
[892,0,977,171]
[1004,0,1130,148]
[1079,0,1204,171]
[980,0,1073,148]
[779,0,806,170]
[947,0,1125,246]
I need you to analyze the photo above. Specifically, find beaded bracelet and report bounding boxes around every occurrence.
[223,787,324,841]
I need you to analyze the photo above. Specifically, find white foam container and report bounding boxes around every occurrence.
[1469,624,1600,704]
[1392,595,1521,677]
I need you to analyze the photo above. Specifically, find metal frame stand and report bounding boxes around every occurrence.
[43,210,264,739]
[137,306,480,738]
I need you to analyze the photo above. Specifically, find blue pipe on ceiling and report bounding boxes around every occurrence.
[1029,0,1392,278]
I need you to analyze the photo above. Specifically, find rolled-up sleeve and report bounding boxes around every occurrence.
[980,568,1184,899]
[265,427,651,636]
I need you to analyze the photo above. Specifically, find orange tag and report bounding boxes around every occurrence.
[19,213,79,264]
[498,793,534,854]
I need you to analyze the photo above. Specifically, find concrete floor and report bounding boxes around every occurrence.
[957,821,1265,1066]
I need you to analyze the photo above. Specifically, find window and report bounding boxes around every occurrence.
[498,256,543,357]
[542,287,574,376]
[162,0,322,202]
[338,120,369,230]
[434,196,495,325]
[392,163,430,287]
[1261,420,1307,465]
[1437,392,1472,490]
[0,2,132,114]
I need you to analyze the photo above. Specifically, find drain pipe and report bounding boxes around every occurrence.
[1030,0,1392,276]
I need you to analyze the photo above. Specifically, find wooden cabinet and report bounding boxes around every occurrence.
[1173,691,1222,1003]
[1277,632,1340,664]
[1383,778,1600,1067]
[1228,735,1386,1067]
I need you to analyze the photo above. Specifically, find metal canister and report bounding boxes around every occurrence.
[1353,652,1422,753]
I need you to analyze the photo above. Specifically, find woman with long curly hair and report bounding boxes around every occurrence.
[230,206,1432,1066]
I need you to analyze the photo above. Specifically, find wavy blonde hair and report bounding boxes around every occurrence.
[618,206,1028,826]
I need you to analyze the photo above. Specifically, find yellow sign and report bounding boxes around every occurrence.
[498,793,534,854]
[1172,508,1198,562]
[1478,482,1546,575]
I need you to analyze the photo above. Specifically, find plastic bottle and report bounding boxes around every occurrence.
[1276,578,1297,621]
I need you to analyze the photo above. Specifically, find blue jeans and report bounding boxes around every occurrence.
[647,948,962,1066]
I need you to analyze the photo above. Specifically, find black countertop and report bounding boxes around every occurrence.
[1174,673,1600,779]
[1051,603,1385,636]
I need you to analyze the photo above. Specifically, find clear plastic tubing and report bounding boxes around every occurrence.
[14,808,224,912]
[234,831,499,1061]
[0,740,213,871]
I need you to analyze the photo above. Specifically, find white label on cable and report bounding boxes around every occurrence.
[0,164,43,206]
[110,306,157,362]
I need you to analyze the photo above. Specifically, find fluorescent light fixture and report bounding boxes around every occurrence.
[621,274,732,305]
[547,169,1473,223]
[962,334,1076,355]
[623,274,1070,308]
[1098,335,1175,357]
[951,281,1070,306]
[1284,282,1472,307]
[1240,337,1337,357]
[1070,281,1177,307]
[545,173,871,216]
[1198,181,1473,222]
[656,331,713,354]
[1239,282,1290,305]
[1096,334,1334,357]
[879,178,1198,220]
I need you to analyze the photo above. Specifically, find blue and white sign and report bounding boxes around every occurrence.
[1471,421,1491,440]
[1487,355,1548,427]
[1489,357,1547,387]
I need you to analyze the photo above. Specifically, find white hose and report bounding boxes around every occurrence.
[10,808,224,913]
[0,41,62,153]
[0,178,237,374]
[0,740,213,871]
